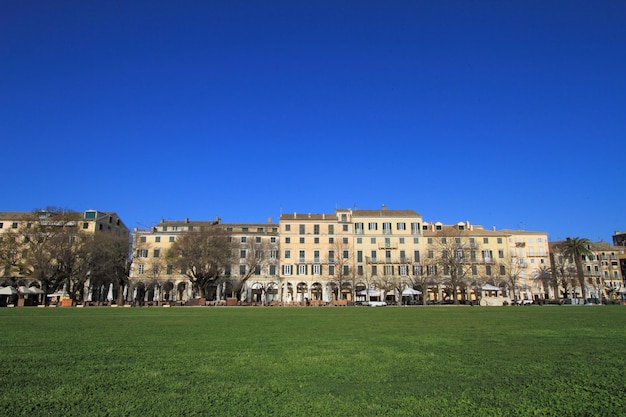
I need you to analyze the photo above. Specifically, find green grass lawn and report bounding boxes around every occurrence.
[1,305,624,416]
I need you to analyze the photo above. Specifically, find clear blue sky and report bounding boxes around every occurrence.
[1,1,624,241]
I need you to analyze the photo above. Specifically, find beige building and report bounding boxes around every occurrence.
[0,209,129,304]
[129,217,279,304]
[549,240,625,301]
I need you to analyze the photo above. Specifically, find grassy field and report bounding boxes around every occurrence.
[0,305,624,417]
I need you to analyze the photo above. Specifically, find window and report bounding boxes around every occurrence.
[270,250,277,259]
[427,237,433,244]
[428,250,434,259]
[269,265,277,276]
[356,237,362,244]
[357,265,364,275]
[368,222,378,231]
[153,249,160,258]
[256,236,262,244]
[314,250,320,262]
[371,265,378,276]
[355,222,364,234]
[314,237,319,244]
[285,225,291,231]
[299,224,305,234]
[370,237,376,244]
[414,250,420,262]
[0,223,3,228]
[399,265,408,276]
[313,264,321,275]
[341,214,347,222]
[397,222,406,231]
[299,250,305,262]
[299,237,305,244]
[471,265,477,275]
[270,237,277,243]
[482,250,493,262]
[497,238,503,244]
[371,250,377,260]
[169,236,175,242]
[285,250,291,259]
[140,236,147,243]
[328,250,335,262]
[427,265,437,275]
[239,265,246,276]
[485,265,492,276]
[357,251,363,262]
[257,227,264,232]
[137,249,148,258]
[329,265,335,276]
[314,225,320,235]
[155,236,161,243]
[411,222,420,234]
[328,225,334,234]
[499,265,506,275]
[483,237,489,244]
[240,250,246,258]
[241,236,247,243]
[343,237,349,244]
[343,250,349,259]
[297,264,307,275]
[138,264,144,275]
[399,238,405,244]
[441,237,447,244]
[383,222,392,234]
[342,224,349,232]
[283,265,292,275]
[82,222,89,229]
[498,250,504,259]
[413,265,423,276]
[285,237,290,244]
[342,265,349,276]
[329,237,334,244]
[166,264,173,275]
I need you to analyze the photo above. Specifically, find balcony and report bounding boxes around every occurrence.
[366,256,413,264]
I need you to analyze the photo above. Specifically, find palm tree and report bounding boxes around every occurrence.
[562,237,593,300]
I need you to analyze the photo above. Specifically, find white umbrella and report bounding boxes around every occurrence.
[107,283,114,302]
[133,286,138,301]
[0,286,17,295]
[482,284,501,291]
[122,285,128,301]
[358,289,380,297]
[154,286,159,302]
[402,287,422,296]
[87,284,93,302]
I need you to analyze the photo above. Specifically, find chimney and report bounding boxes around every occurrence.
[382,204,387,211]
[267,217,272,224]
[294,212,297,219]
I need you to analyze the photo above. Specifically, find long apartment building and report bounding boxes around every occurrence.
[128,206,556,304]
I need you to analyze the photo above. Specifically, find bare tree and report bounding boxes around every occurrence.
[329,238,352,302]
[165,226,234,298]
[231,237,275,301]
[86,232,133,304]
[0,227,23,280]
[427,229,478,305]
